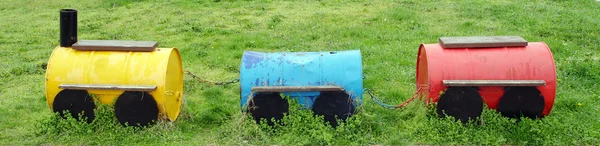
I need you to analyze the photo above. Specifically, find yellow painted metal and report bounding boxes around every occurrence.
[45,46,183,121]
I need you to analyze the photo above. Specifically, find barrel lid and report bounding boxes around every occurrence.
[439,36,528,48]
[72,40,157,51]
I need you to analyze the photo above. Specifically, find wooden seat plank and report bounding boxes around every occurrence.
[442,80,546,86]
[59,84,157,91]
[252,86,344,92]
[439,36,528,48]
[72,40,157,52]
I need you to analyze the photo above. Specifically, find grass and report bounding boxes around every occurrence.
[1,0,600,145]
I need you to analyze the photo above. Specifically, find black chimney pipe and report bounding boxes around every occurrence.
[60,9,77,47]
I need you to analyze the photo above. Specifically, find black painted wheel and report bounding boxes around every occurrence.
[497,86,545,119]
[52,89,96,123]
[436,87,483,123]
[114,91,159,127]
[312,91,355,127]
[248,92,289,126]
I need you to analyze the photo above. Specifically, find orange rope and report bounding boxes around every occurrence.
[394,86,425,108]
[366,85,428,109]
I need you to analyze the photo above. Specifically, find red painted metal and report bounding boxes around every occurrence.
[415,42,557,116]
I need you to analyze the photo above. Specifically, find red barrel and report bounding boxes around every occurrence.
[415,36,556,122]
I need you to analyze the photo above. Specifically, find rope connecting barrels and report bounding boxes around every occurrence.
[365,86,426,110]
[185,71,240,85]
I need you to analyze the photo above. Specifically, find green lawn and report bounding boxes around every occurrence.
[1,0,599,145]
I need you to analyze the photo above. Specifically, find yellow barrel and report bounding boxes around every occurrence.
[45,42,183,126]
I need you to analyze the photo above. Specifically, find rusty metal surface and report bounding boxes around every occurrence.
[439,36,528,48]
[251,86,344,92]
[59,84,157,91]
[442,80,546,86]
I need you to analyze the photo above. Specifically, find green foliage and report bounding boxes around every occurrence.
[216,96,382,145]
[34,104,184,145]
[104,0,146,8]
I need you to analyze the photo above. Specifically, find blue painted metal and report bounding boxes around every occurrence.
[239,50,363,111]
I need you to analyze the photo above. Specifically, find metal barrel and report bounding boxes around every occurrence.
[240,50,363,126]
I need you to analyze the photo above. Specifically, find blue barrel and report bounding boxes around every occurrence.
[239,50,363,126]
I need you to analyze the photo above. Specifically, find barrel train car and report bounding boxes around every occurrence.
[46,9,183,127]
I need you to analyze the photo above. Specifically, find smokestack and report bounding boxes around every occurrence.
[60,9,77,47]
